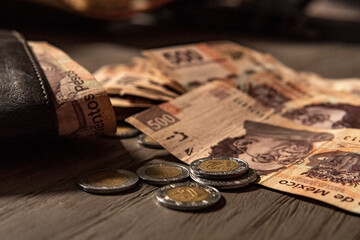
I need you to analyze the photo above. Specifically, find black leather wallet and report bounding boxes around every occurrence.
[0,30,58,139]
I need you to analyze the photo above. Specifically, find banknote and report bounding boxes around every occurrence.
[110,97,156,108]
[30,42,116,136]
[142,41,320,112]
[143,41,310,95]
[128,57,186,94]
[208,41,360,100]
[207,40,300,82]
[232,70,360,131]
[320,78,360,96]
[93,59,184,120]
[300,72,360,96]
[203,42,360,130]
[143,41,360,119]
[207,42,343,114]
[117,87,174,101]
[127,81,360,214]
[143,43,238,91]
[94,63,179,98]
[100,72,175,101]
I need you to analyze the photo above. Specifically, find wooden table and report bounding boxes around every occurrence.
[1,30,360,239]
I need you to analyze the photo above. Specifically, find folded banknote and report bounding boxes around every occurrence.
[30,42,116,137]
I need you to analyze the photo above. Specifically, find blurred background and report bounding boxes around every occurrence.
[0,0,359,76]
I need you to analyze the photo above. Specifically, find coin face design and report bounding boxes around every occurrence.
[78,169,139,194]
[145,166,181,179]
[190,156,249,179]
[167,186,210,202]
[199,159,239,172]
[137,162,189,185]
[87,171,129,187]
[156,182,221,211]
[137,134,163,149]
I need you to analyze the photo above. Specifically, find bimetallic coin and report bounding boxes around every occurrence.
[106,125,139,138]
[115,126,139,138]
[137,162,189,185]
[190,156,249,179]
[156,182,221,211]
[190,168,258,190]
[78,169,139,194]
[137,134,163,149]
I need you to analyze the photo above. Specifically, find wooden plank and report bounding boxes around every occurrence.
[1,137,360,240]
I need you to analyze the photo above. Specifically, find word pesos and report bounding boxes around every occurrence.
[65,70,105,134]
[65,70,89,92]
[85,94,105,134]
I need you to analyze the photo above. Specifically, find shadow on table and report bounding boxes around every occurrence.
[0,136,132,196]
[0,136,357,217]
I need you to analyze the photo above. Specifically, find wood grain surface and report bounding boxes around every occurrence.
[1,35,360,240]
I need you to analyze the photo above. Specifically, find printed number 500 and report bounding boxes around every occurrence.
[147,114,177,130]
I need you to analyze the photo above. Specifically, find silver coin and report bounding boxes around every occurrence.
[190,168,258,190]
[106,125,139,138]
[156,182,221,211]
[190,156,249,179]
[78,169,139,194]
[137,134,163,149]
[136,162,189,185]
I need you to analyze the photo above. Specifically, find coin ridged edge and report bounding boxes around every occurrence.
[190,168,258,190]
[189,156,249,179]
[137,134,163,149]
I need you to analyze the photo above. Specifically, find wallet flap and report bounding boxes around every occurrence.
[0,30,58,138]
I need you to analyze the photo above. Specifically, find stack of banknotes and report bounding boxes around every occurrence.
[93,41,360,122]
[98,41,360,214]
[31,40,360,214]
[93,56,184,121]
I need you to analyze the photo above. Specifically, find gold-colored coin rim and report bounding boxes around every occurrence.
[137,134,163,149]
[136,163,189,185]
[156,182,221,211]
[78,169,139,193]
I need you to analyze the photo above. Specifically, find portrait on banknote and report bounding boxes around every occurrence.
[247,84,291,112]
[283,103,360,129]
[210,121,334,175]
[301,151,360,186]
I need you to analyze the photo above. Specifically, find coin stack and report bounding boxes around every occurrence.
[189,156,258,190]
